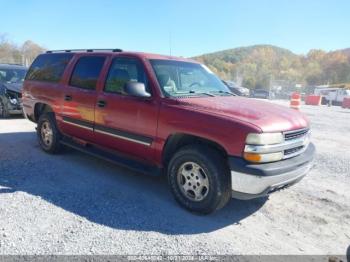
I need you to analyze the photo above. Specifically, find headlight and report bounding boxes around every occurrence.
[10,98,18,105]
[245,132,284,145]
[244,132,284,163]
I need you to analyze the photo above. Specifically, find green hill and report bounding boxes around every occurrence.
[193,45,350,89]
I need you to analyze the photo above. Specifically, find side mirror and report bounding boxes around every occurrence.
[124,82,151,98]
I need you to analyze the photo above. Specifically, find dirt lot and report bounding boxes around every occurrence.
[0,101,349,256]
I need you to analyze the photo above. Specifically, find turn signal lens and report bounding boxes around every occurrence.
[244,152,283,163]
[243,153,262,162]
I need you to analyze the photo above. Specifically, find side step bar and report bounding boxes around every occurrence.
[60,138,161,177]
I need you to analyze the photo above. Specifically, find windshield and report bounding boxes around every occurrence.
[150,59,231,97]
[0,68,27,83]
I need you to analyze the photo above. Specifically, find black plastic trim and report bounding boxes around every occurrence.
[62,116,153,146]
[62,116,94,129]
[94,125,153,146]
[61,137,160,176]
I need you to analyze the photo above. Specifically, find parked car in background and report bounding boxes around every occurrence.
[250,89,270,99]
[22,49,315,214]
[222,80,250,96]
[0,64,27,118]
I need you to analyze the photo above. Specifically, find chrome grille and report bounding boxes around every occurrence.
[283,128,310,158]
[284,128,309,141]
[244,128,311,161]
[284,146,304,155]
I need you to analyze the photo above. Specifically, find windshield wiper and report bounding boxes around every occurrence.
[209,90,236,96]
[174,90,215,97]
[188,90,215,97]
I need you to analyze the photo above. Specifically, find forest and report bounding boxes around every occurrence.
[194,45,350,89]
[0,35,45,67]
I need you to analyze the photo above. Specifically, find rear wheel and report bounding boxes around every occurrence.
[37,113,62,154]
[167,145,231,214]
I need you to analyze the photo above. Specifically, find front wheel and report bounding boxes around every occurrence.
[167,145,231,214]
[37,113,62,154]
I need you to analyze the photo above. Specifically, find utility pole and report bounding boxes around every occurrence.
[169,30,172,56]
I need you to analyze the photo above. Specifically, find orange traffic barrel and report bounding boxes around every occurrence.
[290,92,301,110]
[342,97,350,109]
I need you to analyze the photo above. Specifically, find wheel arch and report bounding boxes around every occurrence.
[34,103,54,122]
[162,133,228,168]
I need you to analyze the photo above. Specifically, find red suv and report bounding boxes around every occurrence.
[22,49,315,214]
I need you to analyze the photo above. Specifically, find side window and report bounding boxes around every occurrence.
[104,57,148,94]
[70,56,106,90]
[26,53,73,82]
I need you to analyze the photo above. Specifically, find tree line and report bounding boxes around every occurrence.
[0,34,45,66]
[1,36,349,90]
[194,45,350,89]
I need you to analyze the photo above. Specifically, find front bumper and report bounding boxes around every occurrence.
[229,143,315,200]
[0,95,23,115]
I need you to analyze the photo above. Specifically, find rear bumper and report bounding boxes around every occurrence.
[229,143,315,200]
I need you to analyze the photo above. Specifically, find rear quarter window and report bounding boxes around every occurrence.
[26,53,74,83]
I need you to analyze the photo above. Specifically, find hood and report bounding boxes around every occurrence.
[1,82,23,93]
[177,96,309,133]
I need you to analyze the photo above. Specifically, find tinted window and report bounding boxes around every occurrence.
[26,53,73,82]
[70,56,106,90]
[104,57,148,94]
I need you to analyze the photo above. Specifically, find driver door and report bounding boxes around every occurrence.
[94,56,159,162]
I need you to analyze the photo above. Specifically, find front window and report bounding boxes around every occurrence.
[104,57,149,95]
[150,59,230,97]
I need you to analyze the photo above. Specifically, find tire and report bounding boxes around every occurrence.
[37,112,62,154]
[0,98,10,118]
[321,97,328,105]
[167,145,231,214]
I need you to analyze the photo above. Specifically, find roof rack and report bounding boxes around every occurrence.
[46,49,123,54]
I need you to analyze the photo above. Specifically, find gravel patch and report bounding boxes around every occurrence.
[0,103,349,255]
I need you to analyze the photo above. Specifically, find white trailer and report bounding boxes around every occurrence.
[314,87,350,105]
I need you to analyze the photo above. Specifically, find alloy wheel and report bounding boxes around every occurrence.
[40,120,53,147]
[177,161,210,201]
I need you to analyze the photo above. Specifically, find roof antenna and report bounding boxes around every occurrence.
[169,30,172,56]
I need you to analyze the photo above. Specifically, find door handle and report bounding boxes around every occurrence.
[64,95,72,101]
[97,100,106,108]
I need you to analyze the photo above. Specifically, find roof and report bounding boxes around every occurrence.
[44,49,198,63]
[122,51,198,63]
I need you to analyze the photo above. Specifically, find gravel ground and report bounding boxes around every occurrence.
[0,101,349,256]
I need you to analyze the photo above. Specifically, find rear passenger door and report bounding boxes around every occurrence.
[59,55,107,142]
